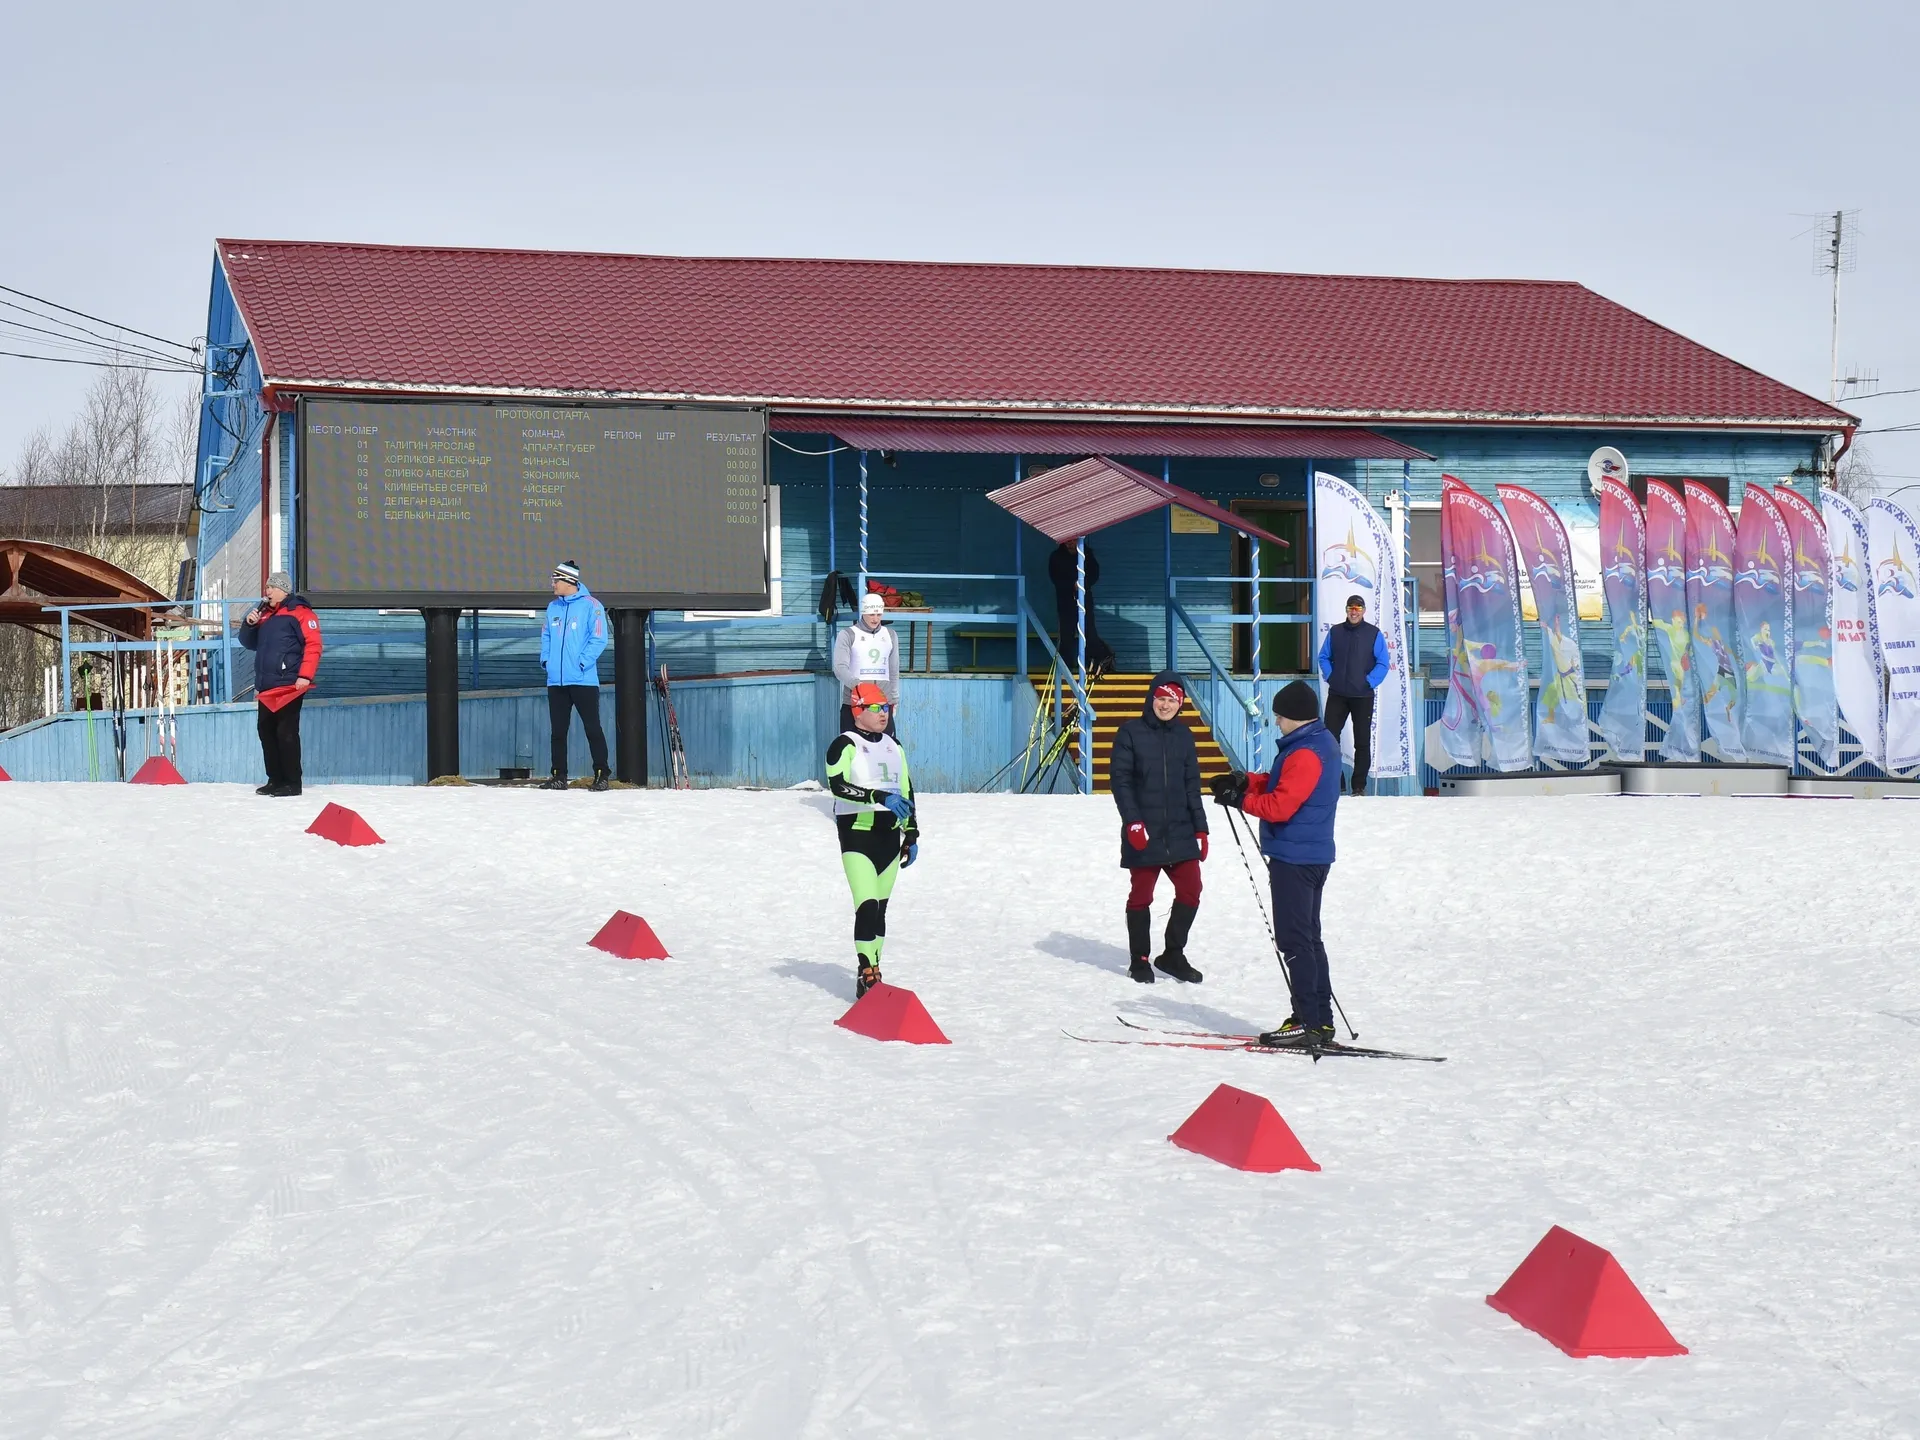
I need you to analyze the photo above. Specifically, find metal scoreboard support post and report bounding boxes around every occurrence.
[424,608,460,780]
[614,608,649,785]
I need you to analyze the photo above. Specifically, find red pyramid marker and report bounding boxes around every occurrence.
[0,763,11,780]
[129,756,186,785]
[834,982,951,1044]
[305,802,385,847]
[588,910,670,960]
[1168,1083,1320,1172]
[1487,1225,1688,1358]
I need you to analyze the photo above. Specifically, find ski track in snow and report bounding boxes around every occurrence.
[1,784,1917,1438]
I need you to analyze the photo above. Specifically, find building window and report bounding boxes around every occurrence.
[1409,504,1443,621]
[1634,476,1729,506]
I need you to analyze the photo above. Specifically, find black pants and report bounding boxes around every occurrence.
[1269,859,1332,1029]
[1324,691,1376,795]
[838,702,897,739]
[256,696,304,790]
[548,684,609,777]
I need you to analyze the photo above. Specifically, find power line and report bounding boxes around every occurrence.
[0,283,198,354]
[0,349,199,374]
[0,314,199,371]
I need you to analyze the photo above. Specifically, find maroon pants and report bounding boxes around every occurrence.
[1127,859,1202,910]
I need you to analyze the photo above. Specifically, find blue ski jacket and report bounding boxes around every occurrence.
[1245,718,1341,866]
[541,585,609,687]
[1318,620,1389,698]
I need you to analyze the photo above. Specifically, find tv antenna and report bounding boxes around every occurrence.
[1810,209,1860,403]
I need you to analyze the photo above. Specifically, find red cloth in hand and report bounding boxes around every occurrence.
[1125,822,1149,851]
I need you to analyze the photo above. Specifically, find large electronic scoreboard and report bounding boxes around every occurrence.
[298,398,769,608]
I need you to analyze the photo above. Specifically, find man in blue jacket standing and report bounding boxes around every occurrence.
[1211,680,1342,1048]
[1317,593,1390,795]
[539,560,611,791]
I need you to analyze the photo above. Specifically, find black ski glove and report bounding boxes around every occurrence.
[1209,771,1249,809]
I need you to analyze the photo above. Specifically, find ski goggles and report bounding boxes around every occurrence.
[856,700,891,713]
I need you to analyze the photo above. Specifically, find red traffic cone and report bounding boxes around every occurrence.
[1168,1083,1319,1172]
[834,983,951,1044]
[1487,1226,1687,1358]
[129,756,186,785]
[588,910,670,960]
[305,802,384,847]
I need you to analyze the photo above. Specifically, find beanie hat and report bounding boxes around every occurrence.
[1152,680,1186,703]
[1345,594,1366,611]
[265,571,293,592]
[860,592,886,615]
[552,560,582,585]
[849,681,890,708]
[1274,679,1320,722]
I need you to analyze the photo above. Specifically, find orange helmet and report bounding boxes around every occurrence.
[849,682,890,709]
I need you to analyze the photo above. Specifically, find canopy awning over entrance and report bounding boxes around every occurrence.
[772,415,1427,460]
[986,456,1288,547]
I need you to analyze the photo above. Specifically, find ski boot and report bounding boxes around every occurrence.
[1257,1018,1335,1049]
[856,962,882,999]
[537,771,568,791]
[590,768,611,792]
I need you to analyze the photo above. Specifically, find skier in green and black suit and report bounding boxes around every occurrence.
[825,681,921,998]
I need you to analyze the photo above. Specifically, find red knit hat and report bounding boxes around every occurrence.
[1152,680,1185,703]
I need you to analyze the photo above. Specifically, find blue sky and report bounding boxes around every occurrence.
[4,0,1915,492]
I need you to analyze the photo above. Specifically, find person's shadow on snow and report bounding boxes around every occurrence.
[772,960,852,998]
[1035,932,1260,1034]
[1035,932,1130,976]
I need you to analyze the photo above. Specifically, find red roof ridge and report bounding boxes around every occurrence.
[216,237,1588,292]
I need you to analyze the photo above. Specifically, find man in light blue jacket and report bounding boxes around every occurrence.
[539,560,611,790]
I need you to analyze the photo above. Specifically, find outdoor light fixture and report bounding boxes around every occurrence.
[1259,473,1281,488]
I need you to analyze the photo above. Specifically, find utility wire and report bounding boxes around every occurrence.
[0,315,198,371]
[0,349,199,374]
[0,283,198,353]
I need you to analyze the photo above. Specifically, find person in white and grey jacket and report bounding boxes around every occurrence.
[832,592,899,735]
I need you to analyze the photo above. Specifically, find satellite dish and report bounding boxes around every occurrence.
[1587,446,1629,490]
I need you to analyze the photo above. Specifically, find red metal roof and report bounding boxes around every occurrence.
[986,456,1288,546]
[217,240,1855,431]
[771,415,1426,460]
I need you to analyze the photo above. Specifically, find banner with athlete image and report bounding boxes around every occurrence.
[1643,479,1701,762]
[1821,489,1885,768]
[1773,486,1838,768]
[1312,472,1414,778]
[1435,477,1482,769]
[1683,480,1747,761]
[1439,476,1532,771]
[1594,472,1648,761]
[1731,486,1794,765]
[1866,498,1920,772]
[1497,483,1588,763]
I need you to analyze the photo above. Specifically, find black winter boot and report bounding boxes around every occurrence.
[538,772,568,791]
[590,768,611,792]
[1126,908,1154,983]
[1155,902,1203,983]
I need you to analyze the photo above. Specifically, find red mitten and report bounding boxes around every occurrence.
[1125,822,1149,851]
[1198,832,1209,861]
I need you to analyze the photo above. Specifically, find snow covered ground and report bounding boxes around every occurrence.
[2,783,1917,1438]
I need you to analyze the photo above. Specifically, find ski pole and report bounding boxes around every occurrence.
[1220,804,1295,1010]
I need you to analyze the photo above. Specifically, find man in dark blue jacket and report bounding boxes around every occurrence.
[238,571,323,796]
[1317,593,1390,795]
[1211,680,1342,1047]
[1109,672,1209,984]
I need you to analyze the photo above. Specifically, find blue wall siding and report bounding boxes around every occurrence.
[195,259,270,578]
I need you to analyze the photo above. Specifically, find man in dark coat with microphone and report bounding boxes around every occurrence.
[1109,671,1209,984]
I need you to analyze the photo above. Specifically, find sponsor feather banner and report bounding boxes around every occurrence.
[1594,473,1648,761]
[1732,486,1794,765]
[1822,490,1885,768]
[1643,480,1702,762]
[1773,486,1837,769]
[1497,483,1588,763]
[1866,498,1920,772]
[1313,473,1414,778]
[1683,481,1747,761]
[1440,476,1532,771]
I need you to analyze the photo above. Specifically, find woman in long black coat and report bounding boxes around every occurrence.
[1108,670,1208,984]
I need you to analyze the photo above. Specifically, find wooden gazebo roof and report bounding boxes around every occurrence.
[0,539,169,640]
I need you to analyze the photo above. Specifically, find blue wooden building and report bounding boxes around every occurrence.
[0,242,1854,789]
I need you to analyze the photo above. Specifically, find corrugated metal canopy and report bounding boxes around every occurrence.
[986,457,1288,546]
[772,415,1427,460]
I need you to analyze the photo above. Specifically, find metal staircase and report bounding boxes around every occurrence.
[1036,671,1236,794]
